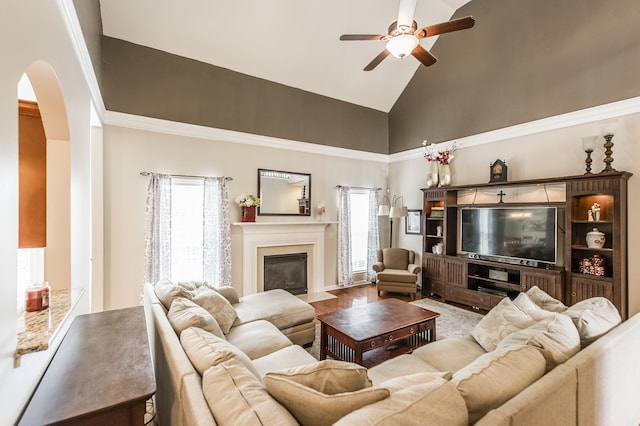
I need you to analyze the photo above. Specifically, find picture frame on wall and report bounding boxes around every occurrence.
[405,210,422,234]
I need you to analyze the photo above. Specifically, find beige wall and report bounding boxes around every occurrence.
[102,122,388,309]
[0,1,94,423]
[389,113,640,315]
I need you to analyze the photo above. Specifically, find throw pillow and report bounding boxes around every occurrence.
[471,297,537,352]
[203,359,298,426]
[265,360,373,393]
[335,378,468,426]
[190,288,238,334]
[180,326,260,378]
[497,313,581,371]
[264,361,390,426]
[378,371,453,392]
[215,285,240,304]
[513,292,557,321]
[452,345,547,424]
[154,278,191,310]
[526,286,567,312]
[563,297,621,346]
[177,280,208,291]
[167,297,224,338]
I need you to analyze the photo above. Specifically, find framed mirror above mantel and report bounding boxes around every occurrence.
[258,169,311,216]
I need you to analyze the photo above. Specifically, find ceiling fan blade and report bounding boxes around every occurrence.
[397,0,418,29]
[364,50,391,71]
[411,45,437,67]
[416,16,475,39]
[340,34,385,41]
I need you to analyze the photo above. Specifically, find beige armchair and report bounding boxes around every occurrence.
[372,248,421,298]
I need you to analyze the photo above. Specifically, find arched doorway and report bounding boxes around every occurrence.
[17,61,71,306]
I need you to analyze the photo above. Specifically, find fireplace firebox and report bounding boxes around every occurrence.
[264,253,308,295]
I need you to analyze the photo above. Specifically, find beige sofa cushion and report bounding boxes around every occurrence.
[190,288,237,334]
[180,326,260,378]
[264,361,390,426]
[252,345,318,378]
[225,320,292,360]
[154,278,192,310]
[203,359,298,426]
[233,289,315,330]
[167,297,224,338]
[513,292,557,321]
[563,297,621,346]
[471,297,537,351]
[498,313,581,371]
[412,335,487,373]
[526,285,567,312]
[335,375,467,426]
[367,354,441,386]
[215,286,240,304]
[452,345,547,424]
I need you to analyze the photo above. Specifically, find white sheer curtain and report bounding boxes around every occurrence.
[366,189,380,282]
[144,174,172,285]
[143,174,232,287]
[337,187,353,287]
[203,177,232,287]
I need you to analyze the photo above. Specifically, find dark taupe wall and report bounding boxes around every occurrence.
[389,0,640,153]
[101,37,389,153]
[73,0,103,90]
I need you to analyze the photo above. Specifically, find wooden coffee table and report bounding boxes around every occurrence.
[317,298,440,368]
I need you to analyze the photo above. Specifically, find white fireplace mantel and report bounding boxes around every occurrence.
[233,222,335,296]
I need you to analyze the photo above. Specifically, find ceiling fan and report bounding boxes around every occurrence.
[340,0,475,71]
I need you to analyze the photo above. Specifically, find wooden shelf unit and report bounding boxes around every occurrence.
[421,172,631,317]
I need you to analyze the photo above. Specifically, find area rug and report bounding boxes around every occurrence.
[305,298,483,360]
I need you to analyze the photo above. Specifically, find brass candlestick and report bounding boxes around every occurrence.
[601,134,617,173]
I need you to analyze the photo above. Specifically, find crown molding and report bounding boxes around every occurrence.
[103,111,390,163]
[57,0,105,120]
[390,96,640,162]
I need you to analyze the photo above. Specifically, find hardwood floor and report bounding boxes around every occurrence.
[309,284,427,322]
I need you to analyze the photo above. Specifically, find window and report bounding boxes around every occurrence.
[17,248,44,311]
[170,179,204,282]
[349,190,370,272]
[144,174,231,287]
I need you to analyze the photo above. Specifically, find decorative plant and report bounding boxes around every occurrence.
[436,141,457,165]
[235,193,260,207]
[422,140,438,162]
[422,140,458,164]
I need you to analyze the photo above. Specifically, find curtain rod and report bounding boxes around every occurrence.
[335,185,382,190]
[140,171,233,181]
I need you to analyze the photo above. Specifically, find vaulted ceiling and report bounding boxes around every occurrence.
[99,0,471,113]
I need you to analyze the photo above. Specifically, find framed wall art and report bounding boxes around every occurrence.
[405,209,422,234]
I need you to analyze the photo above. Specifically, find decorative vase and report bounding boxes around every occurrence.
[439,164,452,187]
[242,205,256,222]
[426,161,439,188]
[586,228,605,248]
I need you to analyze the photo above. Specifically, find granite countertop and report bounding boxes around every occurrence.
[16,288,84,358]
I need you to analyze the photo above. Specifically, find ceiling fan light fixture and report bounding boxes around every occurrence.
[386,34,418,58]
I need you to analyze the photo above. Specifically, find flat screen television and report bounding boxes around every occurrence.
[460,206,558,265]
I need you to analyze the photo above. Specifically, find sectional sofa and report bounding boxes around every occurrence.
[143,280,640,425]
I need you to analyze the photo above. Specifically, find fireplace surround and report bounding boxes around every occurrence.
[233,222,333,296]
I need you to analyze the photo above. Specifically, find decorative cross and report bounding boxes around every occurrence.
[497,190,506,203]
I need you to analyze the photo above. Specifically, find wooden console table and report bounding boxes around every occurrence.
[19,306,156,425]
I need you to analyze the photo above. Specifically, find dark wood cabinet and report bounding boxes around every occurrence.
[421,172,630,317]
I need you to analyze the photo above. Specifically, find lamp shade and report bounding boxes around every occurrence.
[389,206,408,218]
[386,34,419,58]
[378,204,390,216]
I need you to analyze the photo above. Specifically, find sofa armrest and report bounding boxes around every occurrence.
[372,262,385,273]
[408,264,421,274]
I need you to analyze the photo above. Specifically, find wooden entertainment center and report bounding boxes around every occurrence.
[421,172,631,319]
